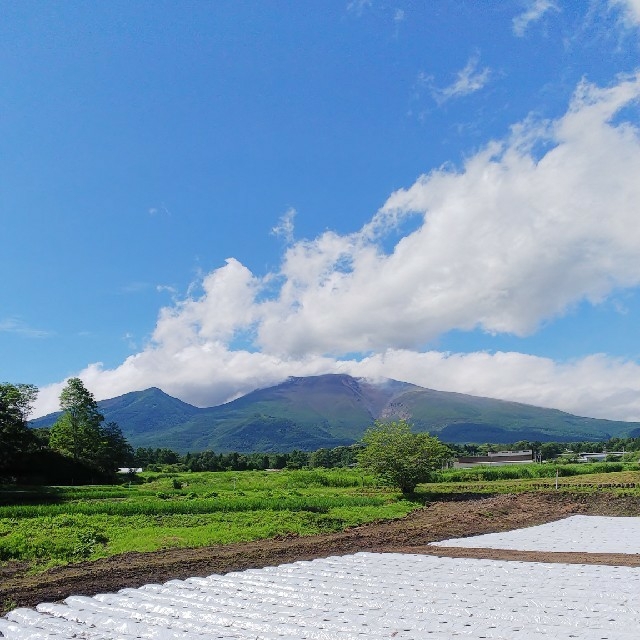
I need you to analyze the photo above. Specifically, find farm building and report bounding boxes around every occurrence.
[454,449,534,468]
[577,451,624,462]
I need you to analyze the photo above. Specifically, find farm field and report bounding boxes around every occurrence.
[0,470,413,571]
[434,460,640,482]
[428,463,640,496]
[4,552,640,639]
[2,466,640,614]
[432,514,640,553]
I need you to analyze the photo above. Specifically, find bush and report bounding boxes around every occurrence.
[358,421,452,493]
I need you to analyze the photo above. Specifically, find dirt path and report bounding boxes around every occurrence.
[2,492,639,614]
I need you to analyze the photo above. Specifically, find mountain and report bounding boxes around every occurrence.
[30,374,640,452]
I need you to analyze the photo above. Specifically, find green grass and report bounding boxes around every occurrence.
[0,469,414,570]
[3,464,638,572]
[433,461,639,483]
[0,494,388,519]
[0,505,415,567]
[425,467,640,497]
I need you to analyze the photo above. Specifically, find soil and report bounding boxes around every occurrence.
[2,492,640,615]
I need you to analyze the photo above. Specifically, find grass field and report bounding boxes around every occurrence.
[1,464,639,572]
[428,463,640,497]
[0,469,415,570]
[433,461,638,482]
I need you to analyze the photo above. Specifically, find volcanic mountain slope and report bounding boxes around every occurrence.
[30,374,640,452]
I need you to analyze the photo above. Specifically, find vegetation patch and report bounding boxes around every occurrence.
[434,462,638,483]
[0,469,417,570]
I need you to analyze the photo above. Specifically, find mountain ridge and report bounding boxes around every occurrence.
[30,374,640,452]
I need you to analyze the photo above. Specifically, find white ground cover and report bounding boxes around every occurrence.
[431,515,640,554]
[2,550,640,639]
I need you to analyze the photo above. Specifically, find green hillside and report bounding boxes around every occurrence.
[30,387,199,436]
[381,387,625,443]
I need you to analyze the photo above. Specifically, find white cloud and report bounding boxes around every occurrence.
[393,8,405,36]
[0,317,51,339]
[271,207,297,244]
[120,281,151,294]
[257,73,640,356]
[513,0,559,37]
[31,74,640,424]
[156,284,178,295]
[609,0,640,25]
[151,258,259,349]
[148,204,171,216]
[346,0,372,16]
[432,55,491,105]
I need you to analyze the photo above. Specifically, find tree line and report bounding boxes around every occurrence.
[1,378,132,484]
[134,444,361,472]
[451,438,640,461]
[132,435,640,477]
[134,421,452,494]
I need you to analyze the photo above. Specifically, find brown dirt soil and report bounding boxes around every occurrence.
[2,492,640,615]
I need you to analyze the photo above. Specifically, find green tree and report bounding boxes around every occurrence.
[309,448,332,468]
[96,421,133,471]
[49,379,133,475]
[539,442,565,461]
[49,378,105,464]
[0,382,38,470]
[285,449,309,470]
[358,420,452,493]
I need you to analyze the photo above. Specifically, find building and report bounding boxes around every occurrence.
[454,450,534,468]
[577,452,624,463]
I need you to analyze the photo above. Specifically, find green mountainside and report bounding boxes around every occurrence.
[30,374,640,452]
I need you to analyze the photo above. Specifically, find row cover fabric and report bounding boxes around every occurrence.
[2,549,639,639]
[431,515,640,553]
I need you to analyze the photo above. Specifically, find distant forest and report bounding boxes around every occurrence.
[134,436,640,473]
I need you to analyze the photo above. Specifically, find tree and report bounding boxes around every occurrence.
[358,420,452,493]
[95,421,134,471]
[49,378,105,463]
[0,383,37,424]
[285,449,309,470]
[309,448,332,468]
[0,382,38,471]
[539,442,565,461]
[49,379,134,475]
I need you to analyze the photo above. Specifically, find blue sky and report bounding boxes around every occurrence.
[2,0,640,420]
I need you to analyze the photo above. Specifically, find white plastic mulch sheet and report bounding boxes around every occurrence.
[431,515,640,554]
[2,552,640,640]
